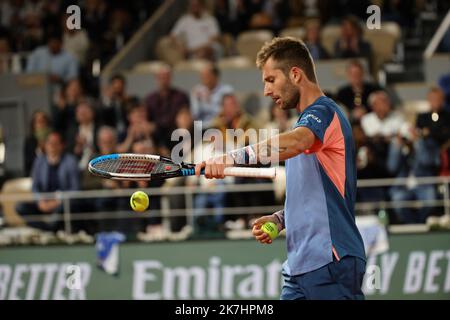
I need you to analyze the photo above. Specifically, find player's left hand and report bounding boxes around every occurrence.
[252,214,282,245]
[195,154,234,179]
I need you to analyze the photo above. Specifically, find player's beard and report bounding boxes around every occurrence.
[280,81,300,110]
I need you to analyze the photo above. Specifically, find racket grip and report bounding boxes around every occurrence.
[223,167,276,178]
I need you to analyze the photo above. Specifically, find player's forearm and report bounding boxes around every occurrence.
[227,128,314,165]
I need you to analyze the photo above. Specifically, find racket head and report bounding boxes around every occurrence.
[88,153,181,180]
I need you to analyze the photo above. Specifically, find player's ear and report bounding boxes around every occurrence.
[289,67,302,84]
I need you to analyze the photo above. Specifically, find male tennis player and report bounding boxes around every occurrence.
[195,37,366,300]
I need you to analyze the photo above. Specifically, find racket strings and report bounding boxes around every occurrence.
[95,159,156,174]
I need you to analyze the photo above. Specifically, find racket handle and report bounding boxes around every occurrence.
[222,166,276,178]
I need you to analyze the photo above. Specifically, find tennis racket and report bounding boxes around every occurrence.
[88,153,276,181]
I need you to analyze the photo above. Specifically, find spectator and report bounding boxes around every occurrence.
[172,107,198,158]
[361,91,406,139]
[171,0,222,61]
[101,7,135,62]
[162,107,198,235]
[82,126,116,191]
[20,1,45,51]
[285,0,333,26]
[91,126,129,233]
[188,140,231,236]
[82,0,109,44]
[265,102,295,134]
[0,30,12,73]
[24,110,52,176]
[328,0,372,22]
[438,72,450,111]
[62,13,90,66]
[246,0,289,32]
[100,74,129,134]
[387,132,440,224]
[210,93,259,147]
[26,29,79,84]
[214,0,250,37]
[361,91,406,181]
[16,132,80,232]
[117,98,156,153]
[353,123,388,204]
[334,15,372,63]
[123,140,165,236]
[67,100,99,171]
[303,19,329,61]
[52,78,86,137]
[336,60,381,122]
[416,87,450,147]
[96,126,118,157]
[210,93,274,230]
[191,63,234,128]
[145,65,190,147]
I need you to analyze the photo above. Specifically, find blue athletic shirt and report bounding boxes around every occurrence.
[282,96,366,276]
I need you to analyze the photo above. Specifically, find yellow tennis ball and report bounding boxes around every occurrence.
[261,222,278,240]
[130,191,149,212]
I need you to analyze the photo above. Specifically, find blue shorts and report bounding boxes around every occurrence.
[281,256,366,300]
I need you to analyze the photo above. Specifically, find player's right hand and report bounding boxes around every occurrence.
[194,154,233,179]
[252,214,281,245]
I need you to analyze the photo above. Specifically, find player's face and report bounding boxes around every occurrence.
[262,58,299,110]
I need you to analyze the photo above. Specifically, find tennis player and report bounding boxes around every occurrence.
[195,37,367,300]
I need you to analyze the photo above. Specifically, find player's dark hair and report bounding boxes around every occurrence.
[256,37,317,83]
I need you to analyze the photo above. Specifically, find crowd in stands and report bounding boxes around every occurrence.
[0,0,162,93]
[1,0,450,238]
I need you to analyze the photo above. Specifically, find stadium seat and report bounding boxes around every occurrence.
[424,53,450,84]
[321,22,401,76]
[1,177,32,227]
[132,60,170,74]
[393,82,431,103]
[401,99,430,124]
[155,35,185,66]
[220,33,236,57]
[279,27,306,40]
[173,58,210,72]
[320,24,341,56]
[364,22,401,75]
[217,56,253,70]
[236,30,274,62]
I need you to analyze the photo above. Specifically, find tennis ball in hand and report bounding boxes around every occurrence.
[261,222,278,240]
[130,191,149,212]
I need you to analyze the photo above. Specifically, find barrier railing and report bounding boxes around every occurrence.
[0,175,449,234]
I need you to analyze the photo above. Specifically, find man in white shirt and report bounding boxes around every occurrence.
[190,63,234,128]
[171,0,222,61]
[361,90,406,138]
